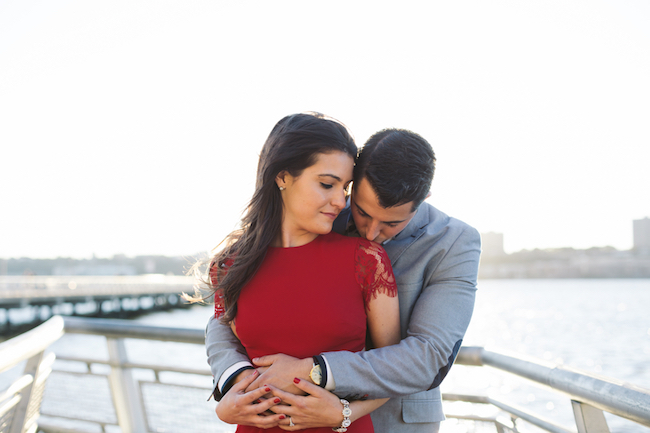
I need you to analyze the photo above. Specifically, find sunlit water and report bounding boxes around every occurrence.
[3,279,650,432]
[441,279,650,433]
[133,278,650,432]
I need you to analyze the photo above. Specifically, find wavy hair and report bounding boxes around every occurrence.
[189,113,356,323]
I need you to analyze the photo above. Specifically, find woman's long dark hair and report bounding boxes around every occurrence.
[192,112,356,323]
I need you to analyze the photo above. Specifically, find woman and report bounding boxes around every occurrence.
[200,113,400,432]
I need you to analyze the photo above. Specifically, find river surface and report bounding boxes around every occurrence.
[4,278,650,432]
[134,278,650,433]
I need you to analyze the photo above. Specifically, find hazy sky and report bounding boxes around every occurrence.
[1,0,649,259]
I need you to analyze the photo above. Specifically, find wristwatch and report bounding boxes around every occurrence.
[309,363,322,386]
[332,398,352,432]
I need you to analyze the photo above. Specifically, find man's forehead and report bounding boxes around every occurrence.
[352,180,415,221]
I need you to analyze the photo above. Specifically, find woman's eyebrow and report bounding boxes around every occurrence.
[318,174,342,181]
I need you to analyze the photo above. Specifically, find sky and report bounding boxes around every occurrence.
[1,0,649,259]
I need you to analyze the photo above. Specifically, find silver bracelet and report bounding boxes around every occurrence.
[332,398,352,432]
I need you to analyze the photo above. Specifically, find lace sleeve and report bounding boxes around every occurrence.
[209,258,232,319]
[354,239,398,309]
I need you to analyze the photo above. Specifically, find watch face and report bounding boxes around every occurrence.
[342,408,352,417]
[342,419,352,428]
[310,365,322,385]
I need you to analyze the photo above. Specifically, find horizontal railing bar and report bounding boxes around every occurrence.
[443,392,575,433]
[488,396,576,433]
[0,375,33,402]
[443,393,490,404]
[51,370,108,378]
[0,394,22,418]
[444,413,498,422]
[456,346,650,428]
[38,420,111,433]
[63,316,204,343]
[39,410,116,426]
[0,316,64,373]
[53,355,212,377]
[138,380,212,391]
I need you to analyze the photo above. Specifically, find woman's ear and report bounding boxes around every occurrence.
[275,171,288,190]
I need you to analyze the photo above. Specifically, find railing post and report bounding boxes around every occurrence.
[106,337,148,433]
[571,400,610,433]
[9,351,43,433]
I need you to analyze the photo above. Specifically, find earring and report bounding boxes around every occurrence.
[279,186,285,191]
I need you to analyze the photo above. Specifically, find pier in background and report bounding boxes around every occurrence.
[0,275,196,334]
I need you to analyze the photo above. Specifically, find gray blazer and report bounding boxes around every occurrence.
[205,202,481,433]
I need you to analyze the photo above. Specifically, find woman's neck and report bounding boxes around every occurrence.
[271,229,319,248]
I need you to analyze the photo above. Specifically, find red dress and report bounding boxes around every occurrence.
[213,232,397,433]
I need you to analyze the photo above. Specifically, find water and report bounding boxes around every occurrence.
[131,278,650,432]
[5,279,650,432]
[441,278,650,433]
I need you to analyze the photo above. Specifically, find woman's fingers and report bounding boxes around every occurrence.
[290,377,328,396]
[263,379,343,429]
[230,369,259,392]
[215,372,286,427]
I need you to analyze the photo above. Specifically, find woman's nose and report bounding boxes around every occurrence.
[332,188,346,209]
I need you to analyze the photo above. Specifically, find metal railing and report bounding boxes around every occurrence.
[3,316,650,433]
[450,347,650,433]
[0,316,64,433]
[38,316,227,433]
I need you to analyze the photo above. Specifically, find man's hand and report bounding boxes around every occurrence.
[247,354,313,395]
[215,370,286,428]
[267,378,344,431]
[231,368,256,387]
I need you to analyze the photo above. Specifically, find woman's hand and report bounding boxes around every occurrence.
[215,370,287,428]
[267,378,344,431]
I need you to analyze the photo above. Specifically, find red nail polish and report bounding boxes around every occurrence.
[265,387,271,393]
[293,377,300,384]
[279,415,286,420]
[256,399,261,404]
[274,398,281,403]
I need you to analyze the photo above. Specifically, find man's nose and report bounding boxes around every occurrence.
[365,221,380,241]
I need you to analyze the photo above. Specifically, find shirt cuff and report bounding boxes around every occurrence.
[321,354,336,391]
[218,361,254,394]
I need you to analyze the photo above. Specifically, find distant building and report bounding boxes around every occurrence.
[481,232,505,256]
[633,217,650,251]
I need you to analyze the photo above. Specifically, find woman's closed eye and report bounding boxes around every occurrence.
[320,183,333,189]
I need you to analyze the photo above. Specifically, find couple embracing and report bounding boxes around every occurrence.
[199,112,481,433]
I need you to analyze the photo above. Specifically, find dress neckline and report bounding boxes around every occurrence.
[269,233,326,250]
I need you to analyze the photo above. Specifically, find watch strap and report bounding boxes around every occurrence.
[312,355,327,388]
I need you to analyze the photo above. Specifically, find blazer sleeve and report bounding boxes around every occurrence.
[205,314,252,400]
[322,225,481,400]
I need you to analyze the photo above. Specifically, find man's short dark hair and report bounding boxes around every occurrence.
[354,128,435,211]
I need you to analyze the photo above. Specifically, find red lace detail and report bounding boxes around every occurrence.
[210,258,233,319]
[354,239,397,308]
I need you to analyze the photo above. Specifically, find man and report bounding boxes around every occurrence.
[206,128,481,432]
